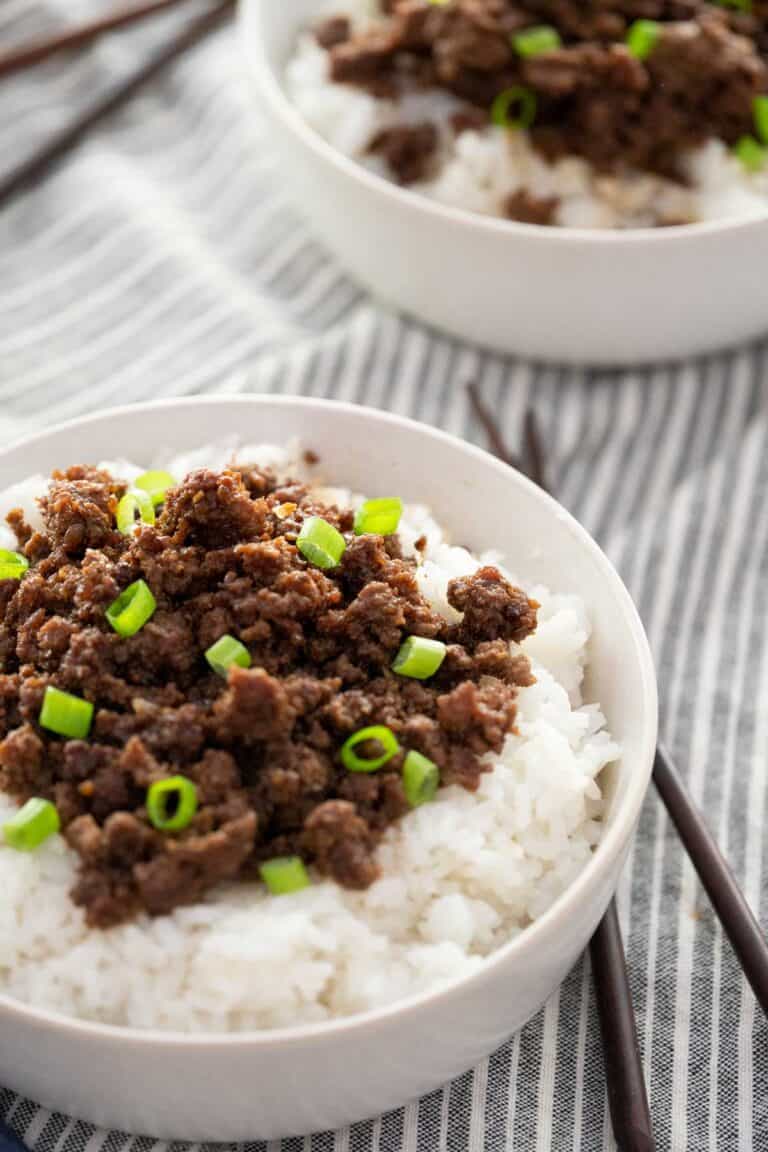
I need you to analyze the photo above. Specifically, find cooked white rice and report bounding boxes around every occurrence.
[283,0,768,229]
[0,441,618,1031]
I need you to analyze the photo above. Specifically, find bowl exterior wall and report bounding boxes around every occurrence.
[0,842,625,1140]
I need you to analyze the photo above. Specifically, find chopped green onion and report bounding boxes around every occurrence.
[513,25,561,57]
[753,95,768,145]
[39,686,94,739]
[3,797,60,851]
[116,488,156,535]
[105,579,157,638]
[205,634,252,677]
[134,470,175,508]
[392,635,447,680]
[340,725,400,773]
[260,855,310,895]
[0,549,29,581]
[402,750,440,808]
[353,497,403,537]
[297,516,346,570]
[625,19,660,60]
[734,135,766,172]
[146,775,198,832]
[713,0,751,11]
[491,86,537,131]
[427,0,450,5]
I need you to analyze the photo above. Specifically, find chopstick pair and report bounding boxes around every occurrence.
[0,0,194,80]
[468,382,768,1150]
[0,0,234,210]
[466,383,654,1152]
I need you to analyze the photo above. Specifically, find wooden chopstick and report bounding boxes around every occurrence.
[590,902,655,1152]
[0,0,234,211]
[0,0,195,81]
[654,744,768,1013]
[466,382,522,470]
[522,406,550,494]
[511,403,768,1019]
[468,384,655,1152]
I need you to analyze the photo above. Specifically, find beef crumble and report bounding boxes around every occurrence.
[0,464,537,927]
[368,121,440,183]
[503,188,560,224]
[315,14,352,50]
[317,0,768,199]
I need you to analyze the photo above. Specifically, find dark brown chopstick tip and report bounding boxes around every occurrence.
[590,902,655,1152]
[0,0,234,211]
[468,385,655,1149]
[522,407,550,493]
[465,382,520,471]
[0,0,194,81]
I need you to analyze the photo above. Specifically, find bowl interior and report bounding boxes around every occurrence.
[255,0,320,67]
[0,396,656,840]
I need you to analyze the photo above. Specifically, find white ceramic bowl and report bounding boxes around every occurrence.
[0,397,657,1140]
[241,0,768,365]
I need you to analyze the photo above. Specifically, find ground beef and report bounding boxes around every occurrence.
[446,565,539,646]
[302,799,380,888]
[133,813,258,917]
[0,461,537,927]
[40,466,125,557]
[451,107,490,134]
[503,188,560,224]
[368,122,440,183]
[315,15,352,49]
[321,0,768,184]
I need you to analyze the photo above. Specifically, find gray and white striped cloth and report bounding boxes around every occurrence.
[1,3,766,1149]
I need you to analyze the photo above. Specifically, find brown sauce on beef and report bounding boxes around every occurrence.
[318,0,768,199]
[0,463,537,927]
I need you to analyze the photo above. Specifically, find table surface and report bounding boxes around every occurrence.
[1,2,767,1150]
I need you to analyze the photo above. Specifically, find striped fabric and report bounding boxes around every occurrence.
[1,3,767,1150]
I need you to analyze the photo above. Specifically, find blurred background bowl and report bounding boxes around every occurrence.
[241,0,768,366]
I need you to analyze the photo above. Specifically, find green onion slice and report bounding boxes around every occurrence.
[754,95,768,145]
[513,25,561,57]
[134,470,175,508]
[297,516,346,570]
[353,497,403,537]
[491,86,537,131]
[39,686,94,739]
[402,750,440,808]
[392,635,447,680]
[713,0,751,11]
[340,725,400,773]
[625,19,660,60]
[3,797,60,851]
[146,775,198,832]
[116,488,156,535]
[260,855,311,895]
[205,634,252,677]
[0,549,29,581]
[105,579,157,637]
[734,135,766,173]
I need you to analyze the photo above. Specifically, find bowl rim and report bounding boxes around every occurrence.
[239,0,768,245]
[0,395,658,1048]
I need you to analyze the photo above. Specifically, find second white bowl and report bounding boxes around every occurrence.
[241,0,768,365]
